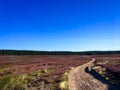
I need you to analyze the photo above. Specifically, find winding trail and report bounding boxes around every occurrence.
[68,59,118,90]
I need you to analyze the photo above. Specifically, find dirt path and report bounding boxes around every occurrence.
[68,59,118,90]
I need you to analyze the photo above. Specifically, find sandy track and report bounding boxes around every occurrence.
[68,60,118,90]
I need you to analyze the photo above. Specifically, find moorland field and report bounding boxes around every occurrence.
[0,50,120,90]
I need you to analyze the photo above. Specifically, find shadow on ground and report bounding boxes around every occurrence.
[85,67,118,90]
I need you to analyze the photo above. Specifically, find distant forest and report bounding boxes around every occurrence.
[0,50,120,55]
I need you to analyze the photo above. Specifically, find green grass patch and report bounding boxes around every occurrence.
[59,71,69,90]
[0,74,28,90]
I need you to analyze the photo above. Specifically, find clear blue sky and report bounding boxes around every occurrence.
[0,0,120,51]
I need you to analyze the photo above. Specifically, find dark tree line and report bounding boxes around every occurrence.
[0,50,120,55]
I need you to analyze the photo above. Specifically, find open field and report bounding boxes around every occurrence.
[0,55,90,90]
[0,54,120,90]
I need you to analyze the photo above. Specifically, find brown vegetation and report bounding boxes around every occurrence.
[0,55,90,90]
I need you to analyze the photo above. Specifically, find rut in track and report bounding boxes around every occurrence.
[68,59,118,90]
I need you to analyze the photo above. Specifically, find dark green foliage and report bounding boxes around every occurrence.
[0,50,120,55]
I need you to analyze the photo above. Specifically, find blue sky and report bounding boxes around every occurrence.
[0,0,120,51]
